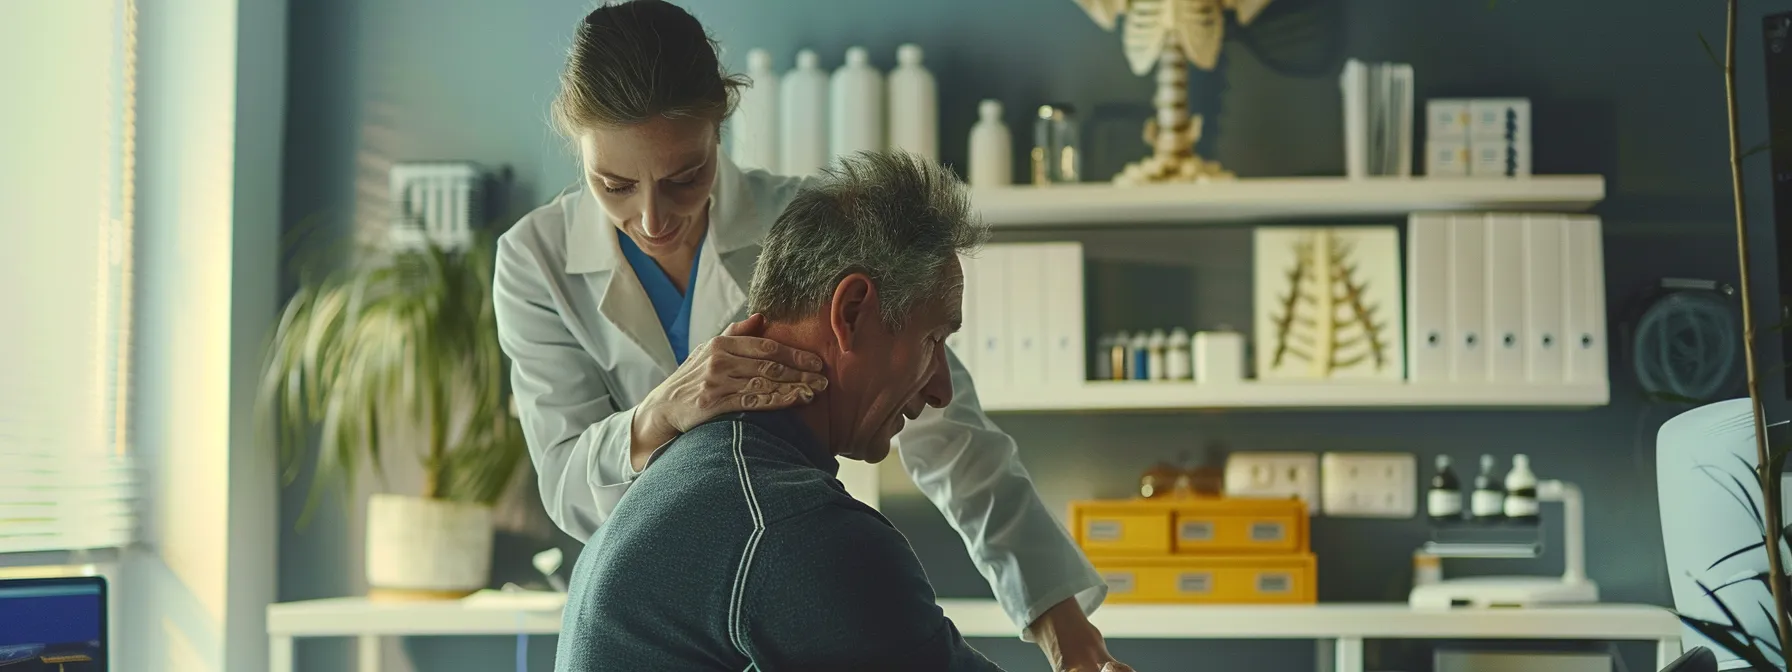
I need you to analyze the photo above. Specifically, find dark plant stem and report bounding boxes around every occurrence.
[1725,0,1792,655]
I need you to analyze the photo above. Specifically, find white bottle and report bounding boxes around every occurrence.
[1147,329,1169,380]
[780,49,830,176]
[829,47,885,164]
[730,49,780,172]
[969,100,1013,188]
[887,44,938,162]
[1166,328,1192,380]
[1503,454,1540,522]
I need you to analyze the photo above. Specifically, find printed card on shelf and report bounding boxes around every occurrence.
[1254,226,1406,381]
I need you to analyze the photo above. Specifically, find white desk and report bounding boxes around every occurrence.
[267,597,1684,672]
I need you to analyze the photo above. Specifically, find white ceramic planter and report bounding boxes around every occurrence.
[365,494,493,599]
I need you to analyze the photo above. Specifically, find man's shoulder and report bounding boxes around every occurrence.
[671,414,865,526]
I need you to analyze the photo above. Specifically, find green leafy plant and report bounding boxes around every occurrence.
[1673,1,1792,668]
[256,228,527,525]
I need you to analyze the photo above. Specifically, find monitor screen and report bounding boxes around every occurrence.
[0,577,106,671]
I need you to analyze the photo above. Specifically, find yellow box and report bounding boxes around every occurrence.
[1093,554,1318,604]
[1069,497,1308,556]
[1070,504,1173,555]
[1169,497,1307,554]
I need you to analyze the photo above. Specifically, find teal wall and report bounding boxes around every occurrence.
[279,1,1792,670]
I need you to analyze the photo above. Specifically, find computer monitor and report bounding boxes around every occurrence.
[0,576,106,671]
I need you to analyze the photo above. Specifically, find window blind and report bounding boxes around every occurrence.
[0,0,139,555]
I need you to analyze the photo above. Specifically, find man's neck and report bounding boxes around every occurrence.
[758,321,838,456]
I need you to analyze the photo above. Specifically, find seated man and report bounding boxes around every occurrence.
[555,150,1002,671]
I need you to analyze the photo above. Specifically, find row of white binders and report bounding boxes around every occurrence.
[1405,213,1607,385]
[951,242,1088,394]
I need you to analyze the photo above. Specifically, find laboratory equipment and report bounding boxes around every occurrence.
[1410,479,1598,609]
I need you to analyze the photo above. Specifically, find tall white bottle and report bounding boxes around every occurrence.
[829,46,885,164]
[780,49,830,176]
[968,100,1012,187]
[730,49,779,172]
[887,43,938,162]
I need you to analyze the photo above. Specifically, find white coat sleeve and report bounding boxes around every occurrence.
[895,346,1107,635]
[493,234,641,543]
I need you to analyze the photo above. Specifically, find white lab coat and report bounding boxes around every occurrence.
[492,155,1104,632]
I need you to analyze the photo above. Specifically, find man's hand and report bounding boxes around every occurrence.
[1027,598,1134,672]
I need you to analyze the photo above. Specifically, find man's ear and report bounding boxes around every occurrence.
[827,273,881,353]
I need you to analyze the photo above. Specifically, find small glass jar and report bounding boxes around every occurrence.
[1032,104,1081,184]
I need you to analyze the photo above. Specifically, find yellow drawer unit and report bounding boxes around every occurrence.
[1094,554,1318,605]
[1070,503,1173,555]
[1170,497,1308,554]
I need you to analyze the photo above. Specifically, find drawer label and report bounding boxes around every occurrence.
[1177,572,1213,594]
[1257,571,1293,594]
[1250,522,1286,542]
[1087,520,1123,541]
[1179,520,1214,541]
[1103,572,1136,594]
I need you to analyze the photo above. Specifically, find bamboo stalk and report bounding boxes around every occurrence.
[1724,0,1792,656]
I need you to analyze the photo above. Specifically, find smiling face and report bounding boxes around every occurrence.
[577,116,720,260]
[829,258,964,463]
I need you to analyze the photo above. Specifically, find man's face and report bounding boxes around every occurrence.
[833,259,963,463]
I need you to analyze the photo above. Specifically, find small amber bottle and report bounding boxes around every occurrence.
[1139,461,1181,499]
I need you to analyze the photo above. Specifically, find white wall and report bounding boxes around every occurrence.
[124,0,284,669]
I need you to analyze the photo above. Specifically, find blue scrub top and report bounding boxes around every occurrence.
[617,232,703,364]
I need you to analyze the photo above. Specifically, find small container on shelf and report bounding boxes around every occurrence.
[1147,329,1169,380]
[1194,330,1245,383]
[1139,460,1181,499]
[1110,331,1132,381]
[1167,328,1193,380]
[1469,454,1506,523]
[1128,332,1151,380]
[1093,334,1117,381]
[1032,103,1080,184]
[968,99,1012,188]
[1427,454,1463,524]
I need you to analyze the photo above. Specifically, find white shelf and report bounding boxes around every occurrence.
[266,596,1677,641]
[971,176,1606,228]
[269,596,566,636]
[939,599,1681,641]
[977,381,1610,412]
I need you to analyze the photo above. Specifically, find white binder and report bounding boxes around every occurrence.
[1006,244,1047,388]
[1406,214,1451,382]
[1448,215,1489,382]
[1041,242,1087,386]
[951,253,978,379]
[1523,216,1567,383]
[1485,216,1527,382]
[1563,216,1608,384]
[973,245,1011,393]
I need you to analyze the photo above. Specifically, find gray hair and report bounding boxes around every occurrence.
[749,150,988,330]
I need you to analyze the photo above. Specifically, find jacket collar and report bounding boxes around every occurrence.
[735,410,839,476]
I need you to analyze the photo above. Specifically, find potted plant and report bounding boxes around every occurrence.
[257,226,527,600]
[1664,0,1792,668]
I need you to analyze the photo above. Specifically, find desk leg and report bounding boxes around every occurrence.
[270,636,293,672]
[1657,636,1684,669]
[358,635,383,672]
[1333,637,1364,672]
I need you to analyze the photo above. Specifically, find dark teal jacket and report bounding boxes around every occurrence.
[555,410,1003,672]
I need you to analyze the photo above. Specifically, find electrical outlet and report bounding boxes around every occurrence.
[1223,452,1319,513]
[1320,452,1417,518]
